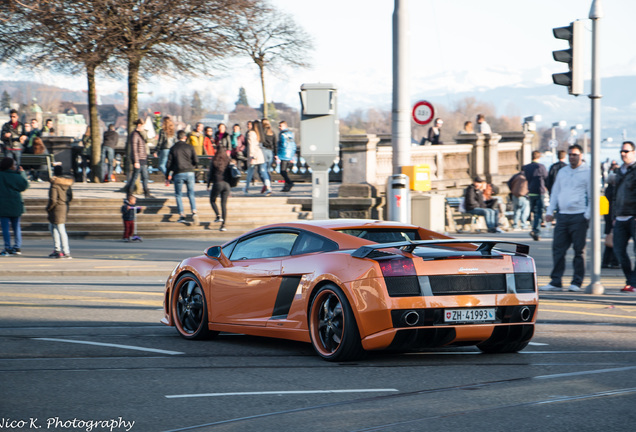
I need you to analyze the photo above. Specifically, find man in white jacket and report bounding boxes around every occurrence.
[540,144,590,292]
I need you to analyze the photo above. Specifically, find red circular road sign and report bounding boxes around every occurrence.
[412,100,435,125]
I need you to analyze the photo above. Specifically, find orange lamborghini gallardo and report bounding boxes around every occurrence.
[162,219,538,361]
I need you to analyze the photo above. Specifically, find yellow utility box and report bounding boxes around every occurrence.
[600,196,609,215]
[401,165,431,191]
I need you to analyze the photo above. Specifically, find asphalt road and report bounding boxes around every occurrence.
[2,268,636,431]
[2,230,636,431]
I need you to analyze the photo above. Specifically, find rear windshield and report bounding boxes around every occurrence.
[337,229,420,243]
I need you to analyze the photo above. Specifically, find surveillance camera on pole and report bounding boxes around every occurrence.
[552,20,584,95]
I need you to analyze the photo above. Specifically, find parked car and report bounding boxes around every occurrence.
[162,219,538,361]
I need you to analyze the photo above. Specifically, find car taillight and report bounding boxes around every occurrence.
[511,255,536,293]
[379,258,416,277]
[511,256,535,273]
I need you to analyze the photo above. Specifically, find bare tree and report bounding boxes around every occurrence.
[226,1,313,118]
[105,0,254,134]
[0,0,122,182]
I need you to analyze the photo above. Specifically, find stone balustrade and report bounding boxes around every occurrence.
[341,131,534,197]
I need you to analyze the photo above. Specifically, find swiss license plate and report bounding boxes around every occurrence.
[444,308,496,323]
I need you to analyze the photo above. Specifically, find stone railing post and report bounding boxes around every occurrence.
[484,133,502,183]
[340,134,380,185]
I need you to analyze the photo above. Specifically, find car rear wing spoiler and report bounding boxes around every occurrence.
[351,239,530,259]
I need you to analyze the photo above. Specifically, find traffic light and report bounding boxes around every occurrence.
[552,20,584,96]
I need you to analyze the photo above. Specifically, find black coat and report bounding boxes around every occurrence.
[614,163,636,217]
[463,184,485,211]
[166,141,198,177]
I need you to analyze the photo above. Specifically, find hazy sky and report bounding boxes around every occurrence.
[5,0,634,114]
[263,0,635,105]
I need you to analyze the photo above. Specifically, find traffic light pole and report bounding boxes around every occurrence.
[587,0,604,294]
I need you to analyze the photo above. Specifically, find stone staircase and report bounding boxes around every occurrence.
[21,196,312,240]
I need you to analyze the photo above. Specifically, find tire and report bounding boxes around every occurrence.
[309,284,364,362]
[172,273,217,340]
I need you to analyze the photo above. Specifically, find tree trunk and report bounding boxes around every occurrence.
[87,64,102,183]
[124,57,140,176]
[259,64,267,118]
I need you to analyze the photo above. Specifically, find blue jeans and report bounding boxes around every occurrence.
[101,146,115,179]
[125,161,150,196]
[512,196,530,229]
[613,218,636,286]
[1,216,22,250]
[244,163,270,192]
[49,223,70,255]
[6,149,21,167]
[467,207,499,230]
[173,172,196,216]
[262,148,274,173]
[158,149,170,176]
[529,194,545,235]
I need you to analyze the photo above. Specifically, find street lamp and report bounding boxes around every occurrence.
[568,124,583,145]
[523,115,542,132]
[550,121,567,162]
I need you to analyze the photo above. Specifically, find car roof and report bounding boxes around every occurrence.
[231,219,450,250]
[260,219,421,231]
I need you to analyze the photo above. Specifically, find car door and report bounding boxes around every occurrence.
[210,231,298,326]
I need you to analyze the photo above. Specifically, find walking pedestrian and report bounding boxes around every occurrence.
[0,157,29,256]
[207,145,231,232]
[611,141,636,292]
[276,121,296,192]
[602,172,620,269]
[540,144,590,292]
[243,120,271,195]
[101,124,118,182]
[166,130,198,223]
[508,170,529,230]
[523,150,548,241]
[46,165,74,259]
[156,117,177,176]
[546,150,567,194]
[261,119,277,175]
[125,119,155,199]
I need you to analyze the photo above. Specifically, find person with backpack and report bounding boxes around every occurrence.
[523,150,549,241]
[276,121,296,192]
[508,170,529,230]
[207,145,235,232]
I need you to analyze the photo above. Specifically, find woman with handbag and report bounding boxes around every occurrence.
[207,145,232,232]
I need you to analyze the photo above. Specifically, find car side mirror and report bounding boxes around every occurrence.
[205,246,232,267]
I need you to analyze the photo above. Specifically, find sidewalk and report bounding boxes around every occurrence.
[20,178,338,200]
[4,181,636,303]
[2,235,635,305]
